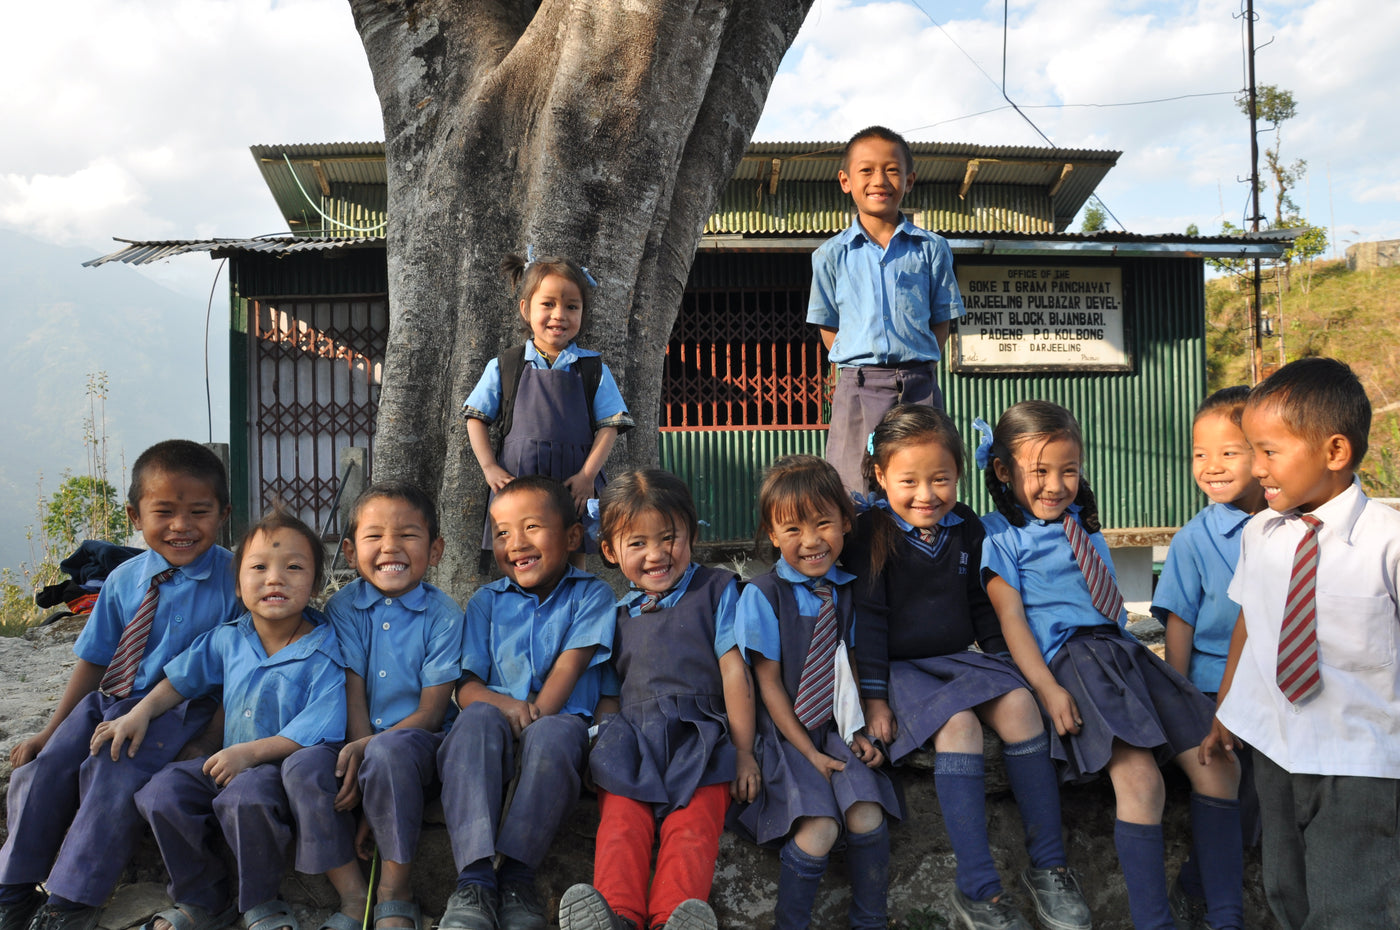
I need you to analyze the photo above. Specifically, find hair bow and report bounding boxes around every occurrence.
[866,431,876,456]
[972,417,995,471]
[580,266,598,288]
[525,243,536,266]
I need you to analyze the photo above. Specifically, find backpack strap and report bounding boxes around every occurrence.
[494,344,529,452]
[576,354,603,435]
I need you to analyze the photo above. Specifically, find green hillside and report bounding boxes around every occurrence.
[1205,259,1400,496]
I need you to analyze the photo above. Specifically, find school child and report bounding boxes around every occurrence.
[101,510,346,930]
[558,470,759,930]
[732,455,899,930]
[280,482,462,930]
[0,441,240,930]
[1205,358,1400,930]
[977,400,1243,930]
[806,125,965,494]
[844,406,1089,930]
[463,250,634,558]
[1150,387,1264,928]
[437,475,615,930]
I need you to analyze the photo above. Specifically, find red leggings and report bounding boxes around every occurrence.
[593,783,731,929]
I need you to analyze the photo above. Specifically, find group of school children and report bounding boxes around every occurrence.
[0,123,1395,930]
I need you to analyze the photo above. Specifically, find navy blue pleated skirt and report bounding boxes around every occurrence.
[885,650,1032,762]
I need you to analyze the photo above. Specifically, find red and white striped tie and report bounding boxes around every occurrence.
[792,582,838,729]
[636,592,663,613]
[100,568,177,698]
[1277,514,1323,705]
[1064,517,1124,622]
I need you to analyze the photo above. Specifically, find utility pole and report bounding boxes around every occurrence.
[1245,0,1264,384]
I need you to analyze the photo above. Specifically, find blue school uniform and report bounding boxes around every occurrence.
[437,565,614,870]
[134,609,346,913]
[0,546,240,907]
[591,564,739,815]
[282,579,464,872]
[1150,502,1250,693]
[980,506,1215,783]
[732,561,901,846]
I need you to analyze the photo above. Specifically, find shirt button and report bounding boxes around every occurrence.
[384,598,393,606]
[243,709,253,718]
[374,718,383,726]
[382,622,391,631]
[378,670,387,678]
[174,616,183,623]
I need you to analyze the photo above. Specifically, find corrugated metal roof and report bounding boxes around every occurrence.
[250,143,387,237]
[83,237,380,267]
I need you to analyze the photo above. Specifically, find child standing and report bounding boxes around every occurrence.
[806,126,965,494]
[102,510,346,930]
[463,251,634,556]
[977,400,1243,930]
[280,482,462,930]
[559,470,760,930]
[1150,387,1263,928]
[0,441,240,930]
[437,475,615,930]
[734,456,899,930]
[1206,358,1400,930]
[845,406,1089,930]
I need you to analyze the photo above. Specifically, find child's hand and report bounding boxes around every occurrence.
[1040,684,1083,736]
[10,734,48,768]
[355,814,376,860]
[731,748,761,803]
[802,747,846,782]
[483,464,515,493]
[1198,718,1236,767]
[334,736,371,811]
[500,698,541,737]
[851,732,885,768]
[563,472,594,515]
[862,699,897,746]
[91,713,149,760]
[203,744,258,786]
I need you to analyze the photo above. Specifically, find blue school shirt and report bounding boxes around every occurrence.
[461,564,614,717]
[979,505,1125,662]
[618,563,741,658]
[734,560,858,664]
[326,578,464,732]
[461,341,633,431]
[74,545,241,698]
[1149,502,1250,692]
[163,608,346,749]
[806,216,965,367]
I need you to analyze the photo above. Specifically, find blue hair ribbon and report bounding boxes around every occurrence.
[580,266,598,288]
[525,243,536,266]
[972,417,995,471]
[866,431,876,456]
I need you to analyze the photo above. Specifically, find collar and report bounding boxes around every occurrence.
[620,562,699,610]
[236,606,335,664]
[836,213,927,249]
[486,561,592,602]
[1019,501,1083,528]
[524,340,597,370]
[775,556,855,588]
[872,498,965,533]
[144,544,221,584]
[1256,477,1367,545]
[351,577,431,611]
[1203,501,1254,538]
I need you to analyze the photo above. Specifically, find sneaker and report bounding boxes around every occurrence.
[949,888,1032,930]
[497,883,545,930]
[438,885,499,930]
[1019,867,1092,930]
[1167,875,1207,930]
[660,900,716,930]
[0,890,43,930]
[26,906,101,930]
[558,885,635,930]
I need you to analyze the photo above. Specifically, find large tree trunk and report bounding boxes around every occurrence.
[350,0,813,597]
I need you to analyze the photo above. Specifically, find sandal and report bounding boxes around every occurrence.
[372,901,421,930]
[142,904,238,930]
[316,914,364,930]
[242,901,301,930]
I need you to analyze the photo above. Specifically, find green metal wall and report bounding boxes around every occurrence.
[661,255,1207,542]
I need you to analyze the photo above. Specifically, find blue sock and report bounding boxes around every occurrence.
[774,839,827,930]
[1001,733,1068,871]
[0,886,36,907]
[934,751,1001,901]
[456,858,496,893]
[44,896,85,913]
[1177,852,1204,899]
[844,821,889,930]
[1113,819,1173,930]
[1191,793,1243,930]
[496,856,535,888]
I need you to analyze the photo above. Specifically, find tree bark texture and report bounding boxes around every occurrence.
[350,0,814,597]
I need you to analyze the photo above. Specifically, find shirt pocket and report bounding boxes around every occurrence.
[1315,592,1397,671]
[895,270,931,319]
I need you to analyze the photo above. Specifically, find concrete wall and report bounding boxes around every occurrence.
[1346,239,1400,271]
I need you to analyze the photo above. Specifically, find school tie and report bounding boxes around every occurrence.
[792,582,838,729]
[917,528,935,544]
[1063,517,1124,622]
[100,567,178,698]
[1277,514,1323,705]
[636,592,663,613]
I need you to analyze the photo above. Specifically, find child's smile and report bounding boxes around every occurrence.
[874,441,960,529]
[768,503,849,579]
[522,273,583,359]
[604,508,692,596]
[126,469,229,568]
[344,497,444,598]
[994,436,1082,522]
[1192,411,1263,511]
[237,527,316,624]
[490,487,581,598]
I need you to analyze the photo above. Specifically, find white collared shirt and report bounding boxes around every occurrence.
[1218,479,1400,777]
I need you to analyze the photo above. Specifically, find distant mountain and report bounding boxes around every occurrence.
[0,228,229,574]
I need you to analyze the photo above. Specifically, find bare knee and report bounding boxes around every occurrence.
[932,710,983,754]
[980,688,1045,744]
[845,801,884,836]
[793,816,841,857]
[1177,746,1239,800]
[1106,744,1166,823]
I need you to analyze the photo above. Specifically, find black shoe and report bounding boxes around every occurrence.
[498,883,545,930]
[0,891,43,930]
